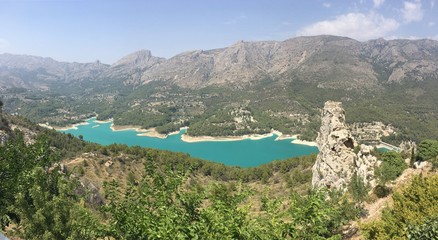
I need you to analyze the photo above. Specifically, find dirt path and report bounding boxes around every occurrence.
[65,157,85,165]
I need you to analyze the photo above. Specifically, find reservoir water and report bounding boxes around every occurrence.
[62,118,318,167]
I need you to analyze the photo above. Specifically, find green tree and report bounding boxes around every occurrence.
[286,190,360,239]
[417,140,438,161]
[0,133,55,228]
[102,162,203,239]
[12,167,102,239]
[417,139,438,169]
[0,134,101,239]
[375,152,407,184]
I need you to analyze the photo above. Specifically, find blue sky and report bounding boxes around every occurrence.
[0,0,437,64]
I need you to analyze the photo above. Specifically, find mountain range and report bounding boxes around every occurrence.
[1,35,438,142]
[1,35,438,90]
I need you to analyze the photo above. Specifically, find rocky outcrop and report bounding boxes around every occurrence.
[356,145,379,188]
[312,101,357,190]
[312,101,379,191]
[400,141,417,157]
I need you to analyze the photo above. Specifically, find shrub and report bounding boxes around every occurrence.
[361,175,438,239]
[417,139,438,161]
[349,173,370,202]
[375,152,407,184]
[373,185,392,198]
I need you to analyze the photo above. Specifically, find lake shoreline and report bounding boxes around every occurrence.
[45,117,318,146]
[38,117,94,131]
[291,139,318,147]
[180,132,275,143]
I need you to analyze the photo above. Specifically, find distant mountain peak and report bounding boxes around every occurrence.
[111,49,160,67]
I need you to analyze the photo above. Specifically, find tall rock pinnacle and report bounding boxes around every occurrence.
[312,101,379,191]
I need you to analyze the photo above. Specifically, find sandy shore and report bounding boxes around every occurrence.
[291,138,318,147]
[181,132,275,143]
[272,130,318,146]
[94,118,113,124]
[39,121,90,131]
[136,128,167,139]
[273,130,296,141]
[179,129,317,144]
[109,124,171,138]
[111,125,186,139]
[110,124,148,133]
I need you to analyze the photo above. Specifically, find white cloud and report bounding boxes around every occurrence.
[373,0,385,8]
[402,1,424,23]
[431,0,436,8]
[296,12,399,40]
[429,21,436,26]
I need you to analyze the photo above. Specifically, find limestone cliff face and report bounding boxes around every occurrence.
[312,101,379,191]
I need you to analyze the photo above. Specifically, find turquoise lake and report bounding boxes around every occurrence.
[61,118,318,167]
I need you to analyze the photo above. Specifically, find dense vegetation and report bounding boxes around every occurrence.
[3,132,436,239]
[1,97,438,239]
[361,175,438,239]
[4,74,438,142]
[1,131,360,239]
[375,152,407,184]
[417,139,438,169]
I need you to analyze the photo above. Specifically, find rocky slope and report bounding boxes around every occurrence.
[136,36,438,89]
[102,49,165,83]
[1,35,438,90]
[312,101,379,191]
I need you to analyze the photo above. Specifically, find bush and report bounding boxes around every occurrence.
[417,139,438,170]
[349,173,370,202]
[373,185,392,198]
[375,152,407,184]
[407,216,438,240]
[361,175,438,239]
[417,139,438,161]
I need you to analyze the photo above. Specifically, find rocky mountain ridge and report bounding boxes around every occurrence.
[0,53,108,89]
[1,35,438,90]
